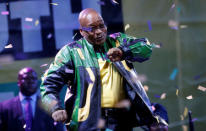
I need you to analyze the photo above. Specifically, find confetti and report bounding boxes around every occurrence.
[1,11,9,15]
[180,25,188,29]
[180,115,184,120]
[176,89,179,96]
[72,33,77,40]
[147,20,152,31]
[168,20,179,30]
[171,3,176,9]
[115,99,131,109]
[106,128,113,131]
[54,121,57,126]
[182,125,188,131]
[40,64,48,67]
[143,85,149,92]
[25,17,33,22]
[65,68,74,73]
[137,74,147,83]
[192,118,198,122]
[169,68,178,80]
[154,94,161,98]
[197,85,206,92]
[24,25,32,29]
[177,7,181,13]
[183,107,188,117]
[110,0,119,5]
[47,33,52,39]
[151,44,161,48]
[5,44,13,49]
[124,24,130,31]
[160,93,166,99]
[35,20,39,26]
[97,1,105,5]
[23,124,26,129]
[50,3,58,6]
[97,118,106,129]
[186,95,193,100]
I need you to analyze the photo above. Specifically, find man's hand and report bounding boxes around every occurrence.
[52,110,67,123]
[107,48,123,62]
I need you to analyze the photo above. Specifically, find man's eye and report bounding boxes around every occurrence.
[99,25,105,28]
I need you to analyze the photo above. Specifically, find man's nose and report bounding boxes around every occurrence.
[95,28,102,34]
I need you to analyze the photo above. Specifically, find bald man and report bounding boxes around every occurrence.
[41,8,166,131]
[0,67,64,131]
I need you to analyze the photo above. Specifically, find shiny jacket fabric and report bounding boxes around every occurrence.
[40,32,157,131]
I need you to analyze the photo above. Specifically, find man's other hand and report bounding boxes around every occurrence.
[52,110,67,123]
[107,48,123,62]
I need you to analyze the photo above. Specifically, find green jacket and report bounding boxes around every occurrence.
[40,32,158,131]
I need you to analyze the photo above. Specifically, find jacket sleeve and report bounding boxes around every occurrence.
[40,45,74,115]
[117,33,153,62]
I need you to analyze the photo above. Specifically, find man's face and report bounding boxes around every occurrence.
[18,68,38,96]
[80,14,107,46]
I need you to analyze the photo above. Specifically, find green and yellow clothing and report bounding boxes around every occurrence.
[40,32,158,131]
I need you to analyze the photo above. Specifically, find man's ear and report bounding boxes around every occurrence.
[79,29,84,37]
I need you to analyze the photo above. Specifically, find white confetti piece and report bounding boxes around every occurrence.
[50,3,58,6]
[124,24,130,31]
[25,17,33,22]
[198,85,206,92]
[160,93,166,99]
[186,95,193,100]
[5,44,13,49]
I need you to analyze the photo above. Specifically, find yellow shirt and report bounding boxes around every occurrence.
[98,58,126,107]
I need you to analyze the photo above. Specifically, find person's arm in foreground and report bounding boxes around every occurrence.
[40,46,74,123]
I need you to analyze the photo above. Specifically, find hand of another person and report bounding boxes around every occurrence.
[52,110,67,123]
[107,48,123,62]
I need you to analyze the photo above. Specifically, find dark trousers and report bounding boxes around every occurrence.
[101,108,134,131]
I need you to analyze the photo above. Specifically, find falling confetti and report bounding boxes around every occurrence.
[1,11,9,15]
[171,3,176,9]
[97,1,105,5]
[186,95,193,100]
[154,94,161,98]
[65,68,74,73]
[143,85,149,92]
[183,107,188,117]
[35,20,39,26]
[23,124,26,129]
[110,0,119,5]
[176,89,179,96]
[47,33,52,39]
[182,125,188,131]
[24,25,32,29]
[106,128,113,131]
[5,44,13,49]
[192,118,198,122]
[72,33,77,40]
[54,121,57,126]
[25,17,33,22]
[180,115,184,120]
[40,63,48,67]
[147,20,152,31]
[160,93,166,99]
[124,24,130,31]
[115,99,131,109]
[197,85,206,92]
[180,25,188,29]
[168,20,179,30]
[50,3,58,6]
[169,68,178,80]
[97,118,106,129]
[177,7,181,13]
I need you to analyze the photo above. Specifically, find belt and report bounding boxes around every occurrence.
[101,108,129,117]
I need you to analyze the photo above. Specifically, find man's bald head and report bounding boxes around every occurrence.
[78,8,103,27]
[78,8,107,46]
